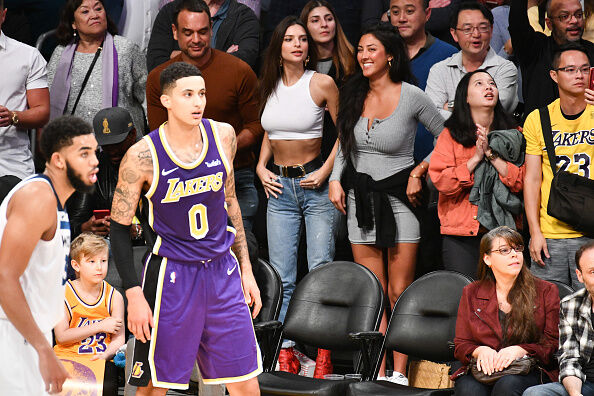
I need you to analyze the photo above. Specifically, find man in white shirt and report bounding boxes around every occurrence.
[425,1,518,119]
[118,0,161,54]
[0,0,50,182]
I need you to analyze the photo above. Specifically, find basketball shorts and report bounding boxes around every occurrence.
[128,251,262,389]
[0,319,51,395]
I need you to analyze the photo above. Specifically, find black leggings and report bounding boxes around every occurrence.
[454,371,544,396]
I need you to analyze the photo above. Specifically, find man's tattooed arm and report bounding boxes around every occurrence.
[220,123,251,272]
[111,140,152,225]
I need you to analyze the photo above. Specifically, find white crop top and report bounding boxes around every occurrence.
[261,70,325,140]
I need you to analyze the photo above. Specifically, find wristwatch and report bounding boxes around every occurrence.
[485,150,498,161]
[10,112,19,126]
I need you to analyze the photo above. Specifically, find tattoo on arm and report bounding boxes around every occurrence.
[226,170,250,268]
[111,147,152,225]
[222,127,251,270]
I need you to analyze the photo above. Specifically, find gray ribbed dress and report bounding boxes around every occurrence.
[329,82,445,244]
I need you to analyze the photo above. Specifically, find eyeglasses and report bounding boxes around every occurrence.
[549,11,584,23]
[454,24,491,35]
[554,65,591,75]
[490,245,524,256]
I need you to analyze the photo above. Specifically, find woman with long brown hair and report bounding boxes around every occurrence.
[300,0,354,159]
[299,0,354,83]
[452,226,560,395]
[257,15,340,376]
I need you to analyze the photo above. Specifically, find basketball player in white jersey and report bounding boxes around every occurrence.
[0,115,99,395]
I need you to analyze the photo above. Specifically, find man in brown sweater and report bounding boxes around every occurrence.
[146,0,263,230]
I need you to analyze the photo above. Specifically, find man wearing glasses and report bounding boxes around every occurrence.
[522,44,593,289]
[510,0,594,118]
[425,1,518,119]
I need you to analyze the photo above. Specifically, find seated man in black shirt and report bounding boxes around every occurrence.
[66,107,139,240]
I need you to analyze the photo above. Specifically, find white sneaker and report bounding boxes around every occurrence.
[379,371,409,386]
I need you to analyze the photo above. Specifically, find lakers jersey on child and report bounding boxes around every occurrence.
[128,119,261,390]
[54,280,115,358]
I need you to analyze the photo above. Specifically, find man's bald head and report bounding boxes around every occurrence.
[546,0,585,44]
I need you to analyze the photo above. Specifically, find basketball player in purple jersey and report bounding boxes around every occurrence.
[0,116,99,394]
[110,62,261,395]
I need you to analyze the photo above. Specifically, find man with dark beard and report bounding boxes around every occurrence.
[0,115,99,395]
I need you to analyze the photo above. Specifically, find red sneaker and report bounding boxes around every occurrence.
[313,348,333,379]
[278,347,301,374]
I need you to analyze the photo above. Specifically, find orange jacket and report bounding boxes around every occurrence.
[428,128,525,236]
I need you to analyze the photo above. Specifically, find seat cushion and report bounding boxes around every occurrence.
[347,380,455,396]
[258,371,353,396]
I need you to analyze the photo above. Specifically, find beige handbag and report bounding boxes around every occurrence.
[408,360,454,389]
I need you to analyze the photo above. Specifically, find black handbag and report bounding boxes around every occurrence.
[539,107,594,234]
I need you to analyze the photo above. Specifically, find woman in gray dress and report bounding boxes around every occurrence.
[47,0,147,135]
[329,23,444,384]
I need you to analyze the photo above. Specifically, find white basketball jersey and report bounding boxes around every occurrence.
[0,175,70,333]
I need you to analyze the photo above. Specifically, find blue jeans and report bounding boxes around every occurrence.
[266,173,340,325]
[235,168,259,232]
[523,381,594,396]
[455,371,542,396]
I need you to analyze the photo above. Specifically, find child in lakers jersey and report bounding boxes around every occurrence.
[53,233,125,395]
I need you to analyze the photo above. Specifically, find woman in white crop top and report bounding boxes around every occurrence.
[257,16,340,372]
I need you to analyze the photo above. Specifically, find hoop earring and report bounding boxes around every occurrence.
[388,58,393,68]
[304,56,310,66]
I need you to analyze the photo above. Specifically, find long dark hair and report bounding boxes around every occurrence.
[299,0,355,81]
[477,227,540,346]
[260,16,318,114]
[56,0,118,46]
[444,70,516,148]
[337,22,415,162]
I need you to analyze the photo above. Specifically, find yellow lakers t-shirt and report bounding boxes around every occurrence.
[523,100,594,239]
[54,280,114,358]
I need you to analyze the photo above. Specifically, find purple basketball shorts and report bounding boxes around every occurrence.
[128,251,262,390]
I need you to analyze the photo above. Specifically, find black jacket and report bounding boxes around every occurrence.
[343,162,422,248]
[146,0,259,72]
[509,0,594,118]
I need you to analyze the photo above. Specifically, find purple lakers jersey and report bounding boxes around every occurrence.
[144,119,235,262]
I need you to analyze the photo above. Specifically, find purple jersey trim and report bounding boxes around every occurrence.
[144,120,235,262]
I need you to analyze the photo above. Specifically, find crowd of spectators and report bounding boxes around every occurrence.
[2,0,594,393]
